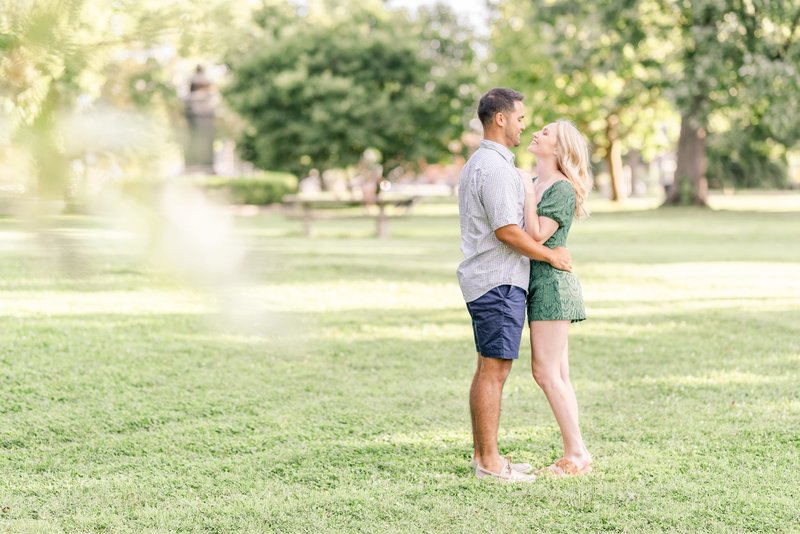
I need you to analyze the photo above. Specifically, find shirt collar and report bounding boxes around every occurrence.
[479,139,515,164]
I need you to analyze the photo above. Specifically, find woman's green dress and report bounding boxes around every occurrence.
[527,180,586,323]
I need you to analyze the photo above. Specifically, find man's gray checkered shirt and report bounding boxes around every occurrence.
[457,139,530,303]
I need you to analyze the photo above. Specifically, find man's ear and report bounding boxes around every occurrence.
[494,112,506,127]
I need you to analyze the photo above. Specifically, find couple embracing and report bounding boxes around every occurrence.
[457,88,593,482]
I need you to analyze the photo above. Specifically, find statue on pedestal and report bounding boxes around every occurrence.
[184,65,218,174]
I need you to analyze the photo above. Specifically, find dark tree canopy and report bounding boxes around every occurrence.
[655,0,800,204]
[489,0,800,203]
[224,2,479,177]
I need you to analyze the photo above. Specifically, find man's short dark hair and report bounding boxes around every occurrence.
[478,88,524,127]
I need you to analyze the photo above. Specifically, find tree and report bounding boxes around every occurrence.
[707,127,789,189]
[663,0,800,205]
[489,0,676,201]
[0,0,257,201]
[488,0,800,204]
[223,0,479,179]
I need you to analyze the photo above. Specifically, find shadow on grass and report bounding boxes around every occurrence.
[3,305,796,440]
[2,305,799,531]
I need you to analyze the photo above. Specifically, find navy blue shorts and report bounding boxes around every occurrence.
[466,285,526,360]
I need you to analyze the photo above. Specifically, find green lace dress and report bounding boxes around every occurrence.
[527,180,586,323]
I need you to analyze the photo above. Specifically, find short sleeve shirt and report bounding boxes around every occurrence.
[457,139,530,302]
[537,180,576,248]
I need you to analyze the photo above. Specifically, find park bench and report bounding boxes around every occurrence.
[281,193,418,238]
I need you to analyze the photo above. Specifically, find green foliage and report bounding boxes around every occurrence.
[0,0,258,126]
[670,0,800,134]
[199,172,298,205]
[0,0,259,199]
[663,0,800,199]
[488,0,800,195]
[115,172,298,206]
[707,130,789,189]
[1,197,800,530]
[489,0,677,162]
[223,1,479,177]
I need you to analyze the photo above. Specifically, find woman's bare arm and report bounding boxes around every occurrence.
[522,178,559,243]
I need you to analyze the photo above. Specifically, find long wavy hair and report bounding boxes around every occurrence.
[554,119,593,219]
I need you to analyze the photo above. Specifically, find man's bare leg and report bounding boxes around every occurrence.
[470,354,512,474]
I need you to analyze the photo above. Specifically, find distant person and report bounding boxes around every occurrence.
[457,88,573,482]
[299,169,321,194]
[520,119,594,475]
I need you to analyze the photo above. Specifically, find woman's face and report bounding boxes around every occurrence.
[527,122,558,157]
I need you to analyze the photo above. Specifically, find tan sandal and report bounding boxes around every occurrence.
[543,457,592,476]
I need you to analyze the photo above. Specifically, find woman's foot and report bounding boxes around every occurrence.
[543,452,592,476]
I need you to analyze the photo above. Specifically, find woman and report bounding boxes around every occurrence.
[522,119,593,475]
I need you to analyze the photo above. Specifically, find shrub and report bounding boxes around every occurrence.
[707,129,789,190]
[198,172,298,205]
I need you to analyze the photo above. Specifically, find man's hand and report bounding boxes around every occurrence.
[495,224,571,269]
[547,246,572,272]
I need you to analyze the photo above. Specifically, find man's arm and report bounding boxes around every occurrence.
[495,224,572,271]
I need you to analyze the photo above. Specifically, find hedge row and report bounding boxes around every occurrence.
[197,172,298,205]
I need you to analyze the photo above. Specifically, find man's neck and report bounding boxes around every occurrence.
[483,132,510,148]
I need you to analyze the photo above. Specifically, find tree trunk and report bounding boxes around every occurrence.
[627,149,645,197]
[664,113,709,207]
[31,86,68,203]
[605,115,626,202]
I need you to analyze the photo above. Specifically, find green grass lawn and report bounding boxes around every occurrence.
[1,193,799,532]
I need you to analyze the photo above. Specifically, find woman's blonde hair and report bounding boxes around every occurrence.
[554,119,593,219]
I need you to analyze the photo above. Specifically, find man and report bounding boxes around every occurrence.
[457,88,572,482]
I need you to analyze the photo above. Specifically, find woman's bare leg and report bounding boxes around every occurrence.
[531,320,590,468]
